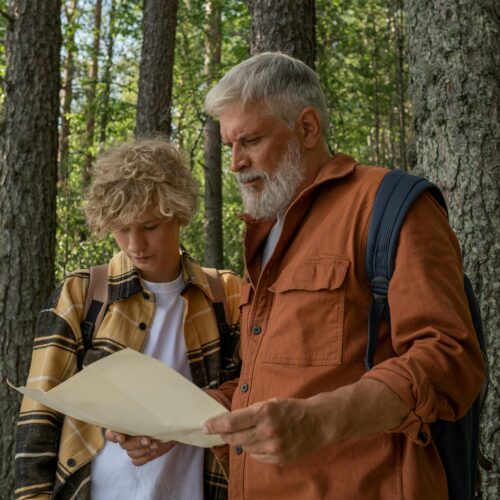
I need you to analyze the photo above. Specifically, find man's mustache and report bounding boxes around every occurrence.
[236,169,268,185]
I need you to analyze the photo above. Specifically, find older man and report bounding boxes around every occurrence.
[199,52,484,499]
[117,52,484,499]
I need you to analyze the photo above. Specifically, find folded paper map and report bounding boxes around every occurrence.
[9,348,228,448]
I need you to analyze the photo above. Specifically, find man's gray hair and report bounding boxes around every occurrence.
[205,52,329,139]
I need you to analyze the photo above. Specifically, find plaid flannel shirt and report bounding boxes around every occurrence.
[15,250,241,500]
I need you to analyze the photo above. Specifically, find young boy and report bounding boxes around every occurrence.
[15,139,241,500]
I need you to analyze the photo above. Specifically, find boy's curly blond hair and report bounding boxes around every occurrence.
[85,138,198,234]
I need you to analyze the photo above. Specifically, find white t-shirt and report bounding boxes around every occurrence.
[262,214,284,268]
[91,272,204,500]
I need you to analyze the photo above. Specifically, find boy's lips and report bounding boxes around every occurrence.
[132,255,152,263]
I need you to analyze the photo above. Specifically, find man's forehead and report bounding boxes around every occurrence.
[219,101,282,140]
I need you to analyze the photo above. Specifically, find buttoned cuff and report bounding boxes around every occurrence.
[362,363,439,446]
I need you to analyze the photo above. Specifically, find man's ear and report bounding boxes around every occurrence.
[296,107,322,149]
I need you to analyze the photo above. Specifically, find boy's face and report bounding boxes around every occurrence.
[112,207,181,283]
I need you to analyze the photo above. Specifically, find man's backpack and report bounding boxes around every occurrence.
[365,169,489,500]
[81,265,232,358]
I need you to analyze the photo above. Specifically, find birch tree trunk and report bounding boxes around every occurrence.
[135,0,178,138]
[246,0,316,68]
[407,1,499,497]
[0,0,60,494]
[203,0,223,268]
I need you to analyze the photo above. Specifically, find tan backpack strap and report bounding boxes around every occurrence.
[203,267,230,327]
[82,264,109,345]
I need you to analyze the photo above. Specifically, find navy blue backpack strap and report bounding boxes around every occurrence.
[365,169,445,369]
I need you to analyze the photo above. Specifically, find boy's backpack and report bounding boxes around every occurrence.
[365,169,490,500]
[81,265,232,357]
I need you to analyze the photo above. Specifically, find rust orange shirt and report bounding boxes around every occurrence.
[214,154,484,499]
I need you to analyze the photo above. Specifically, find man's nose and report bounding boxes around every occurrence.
[230,143,248,172]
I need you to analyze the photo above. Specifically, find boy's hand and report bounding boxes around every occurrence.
[105,429,176,466]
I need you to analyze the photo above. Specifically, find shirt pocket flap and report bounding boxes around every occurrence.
[269,257,349,293]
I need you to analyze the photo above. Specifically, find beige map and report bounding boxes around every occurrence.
[9,348,227,448]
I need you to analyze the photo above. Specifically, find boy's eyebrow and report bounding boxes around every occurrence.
[136,218,161,225]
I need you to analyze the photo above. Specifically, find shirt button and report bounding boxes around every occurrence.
[235,445,243,455]
[241,383,249,393]
[138,322,147,330]
[251,325,262,335]
[67,458,76,467]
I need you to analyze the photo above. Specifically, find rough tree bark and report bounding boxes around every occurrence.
[393,0,407,170]
[203,0,223,268]
[0,0,60,494]
[407,0,499,497]
[83,0,102,185]
[135,0,178,138]
[246,0,316,68]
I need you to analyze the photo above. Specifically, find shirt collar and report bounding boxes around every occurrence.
[106,249,214,303]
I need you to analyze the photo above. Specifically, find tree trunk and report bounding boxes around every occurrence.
[407,1,499,497]
[135,0,178,138]
[371,19,381,165]
[203,0,223,268]
[99,0,116,145]
[0,0,60,494]
[59,0,78,179]
[83,0,102,185]
[393,0,407,170]
[247,0,316,68]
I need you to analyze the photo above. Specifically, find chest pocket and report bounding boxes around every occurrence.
[263,257,349,366]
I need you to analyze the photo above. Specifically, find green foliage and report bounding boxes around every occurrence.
[56,0,142,282]
[316,0,409,167]
[54,0,408,283]
[173,0,249,274]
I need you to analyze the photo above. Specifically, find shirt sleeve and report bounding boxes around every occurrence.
[362,192,485,444]
[15,275,85,498]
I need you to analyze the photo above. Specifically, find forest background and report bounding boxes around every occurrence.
[0,0,498,498]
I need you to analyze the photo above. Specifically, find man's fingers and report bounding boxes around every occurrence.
[204,403,264,435]
[219,426,259,447]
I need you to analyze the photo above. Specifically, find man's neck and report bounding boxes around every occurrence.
[295,145,332,201]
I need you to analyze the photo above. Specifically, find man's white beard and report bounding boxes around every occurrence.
[236,139,305,220]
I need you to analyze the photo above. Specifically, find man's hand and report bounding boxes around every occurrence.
[105,430,176,466]
[202,397,331,466]
[202,379,409,466]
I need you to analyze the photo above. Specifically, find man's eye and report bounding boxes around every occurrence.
[246,137,260,145]
[143,225,157,231]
